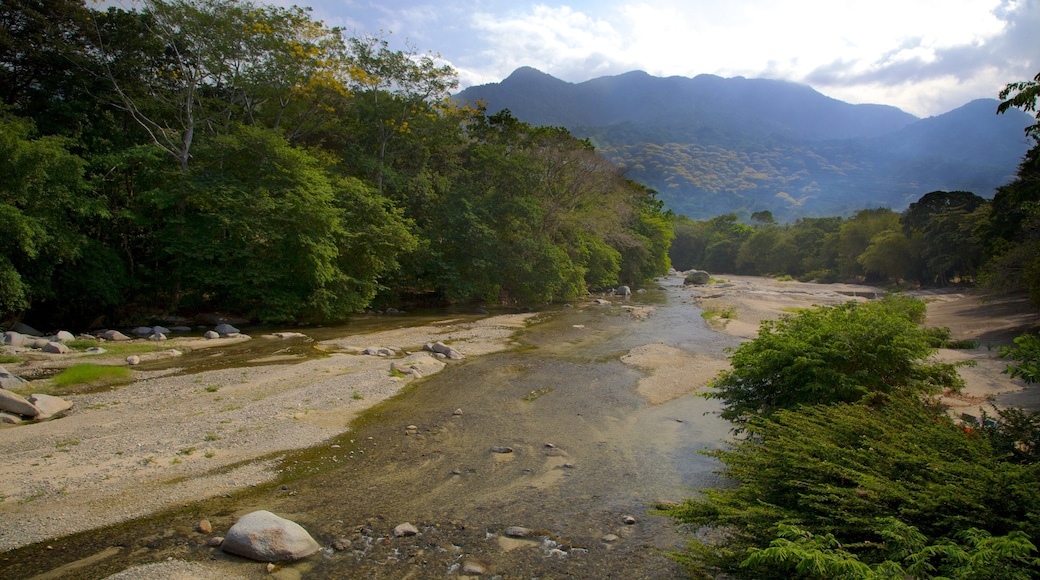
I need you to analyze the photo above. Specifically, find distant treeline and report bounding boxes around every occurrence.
[671,140,1040,300]
[0,0,672,329]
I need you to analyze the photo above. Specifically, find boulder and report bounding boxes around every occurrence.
[169,326,192,332]
[54,330,75,343]
[132,326,153,336]
[391,352,445,379]
[126,355,141,366]
[0,388,39,418]
[617,285,632,296]
[84,347,107,355]
[214,324,240,335]
[30,338,51,349]
[221,510,320,562]
[99,330,131,341]
[13,322,43,336]
[203,330,220,339]
[3,331,27,347]
[0,367,28,391]
[152,325,171,335]
[423,341,464,360]
[684,270,710,285]
[43,341,70,354]
[29,394,73,419]
[148,333,167,341]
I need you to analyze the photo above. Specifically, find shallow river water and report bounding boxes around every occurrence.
[4,281,742,579]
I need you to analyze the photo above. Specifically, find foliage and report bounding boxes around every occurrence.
[1001,333,1040,384]
[999,71,1040,144]
[663,398,1040,579]
[706,296,962,424]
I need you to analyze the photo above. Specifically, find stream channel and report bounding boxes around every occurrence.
[5,279,742,579]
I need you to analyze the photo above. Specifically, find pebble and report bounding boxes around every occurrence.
[394,522,418,537]
[503,526,532,538]
[205,537,223,547]
[198,519,212,534]
[331,538,352,551]
[452,408,463,416]
[602,533,620,542]
[462,560,487,575]
[490,446,513,454]
[622,515,637,525]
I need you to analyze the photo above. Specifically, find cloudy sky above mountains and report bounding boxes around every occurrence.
[280,0,1038,118]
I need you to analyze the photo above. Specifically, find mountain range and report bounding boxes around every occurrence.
[454,67,1034,221]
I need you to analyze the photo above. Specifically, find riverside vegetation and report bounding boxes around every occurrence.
[5,1,1040,577]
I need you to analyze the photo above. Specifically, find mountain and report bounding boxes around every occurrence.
[454,68,1034,220]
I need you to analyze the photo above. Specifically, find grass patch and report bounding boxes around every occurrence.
[69,339,167,356]
[177,446,195,456]
[55,437,80,449]
[523,386,554,402]
[701,307,736,320]
[389,367,407,378]
[708,277,728,284]
[204,385,220,393]
[42,364,133,395]
[352,391,364,400]
[204,433,220,441]
[0,355,21,364]
[775,274,793,281]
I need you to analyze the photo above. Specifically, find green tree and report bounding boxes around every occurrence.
[837,208,900,279]
[0,114,91,318]
[857,229,912,283]
[706,296,962,424]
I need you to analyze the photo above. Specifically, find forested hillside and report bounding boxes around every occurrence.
[455,68,1034,221]
[0,0,673,330]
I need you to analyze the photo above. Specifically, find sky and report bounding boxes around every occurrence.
[269,0,1038,118]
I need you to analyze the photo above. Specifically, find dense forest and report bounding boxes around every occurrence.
[0,0,673,330]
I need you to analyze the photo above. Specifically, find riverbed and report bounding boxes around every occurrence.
[0,276,740,578]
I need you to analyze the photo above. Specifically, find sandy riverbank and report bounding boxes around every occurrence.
[0,313,539,552]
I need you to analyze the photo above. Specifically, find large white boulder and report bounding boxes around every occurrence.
[221,510,320,562]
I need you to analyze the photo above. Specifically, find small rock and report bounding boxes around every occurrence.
[84,347,107,355]
[593,298,610,305]
[203,330,220,339]
[503,526,532,538]
[394,522,419,537]
[132,326,153,336]
[452,408,463,416]
[214,323,240,335]
[601,534,619,543]
[0,411,23,424]
[99,330,130,341]
[43,341,69,354]
[126,355,141,366]
[622,515,637,525]
[198,519,213,534]
[266,563,277,573]
[331,538,351,551]
[490,446,514,454]
[462,560,487,575]
[3,331,26,346]
[205,537,224,547]
[148,333,167,341]
[28,394,73,419]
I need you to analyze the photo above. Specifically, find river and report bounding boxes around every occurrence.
[6,279,741,579]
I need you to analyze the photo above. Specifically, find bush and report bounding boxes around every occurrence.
[707,296,962,424]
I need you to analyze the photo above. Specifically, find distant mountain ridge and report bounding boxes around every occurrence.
[455,68,1033,220]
